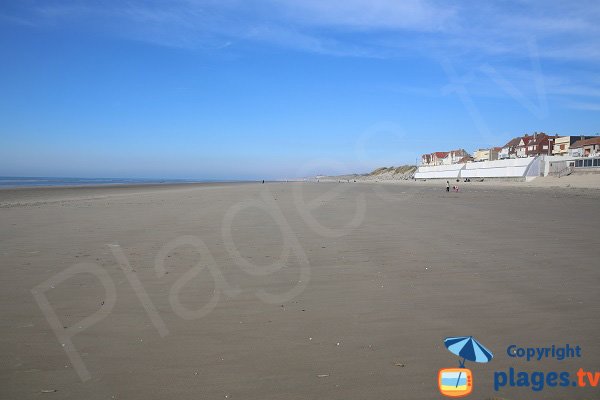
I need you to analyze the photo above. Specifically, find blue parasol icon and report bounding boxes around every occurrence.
[444,336,493,366]
[444,336,493,388]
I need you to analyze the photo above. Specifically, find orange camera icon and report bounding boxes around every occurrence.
[438,368,473,397]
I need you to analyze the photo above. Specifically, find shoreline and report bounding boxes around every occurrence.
[4,177,598,207]
[0,180,256,191]
[0,181,257,208]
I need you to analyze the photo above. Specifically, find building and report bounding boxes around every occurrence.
[432,152,448,166]
[421,154,432,166]
[505,132,555,158]
[421,152,448,166]
[552,135,595,155]
[515,135,532,158]
[443,149,471,165]
[473,147,500,162]
[473,149,487,162]
[570,137,600,157]
[420,149,471,166]
[525,132,556,156]
[499,137,521,159]
[421,150,470,166]
[498,134,534,159]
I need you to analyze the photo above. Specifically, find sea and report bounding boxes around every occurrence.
[0,177,223,188]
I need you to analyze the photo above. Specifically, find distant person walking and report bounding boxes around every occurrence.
[446,181,450,192]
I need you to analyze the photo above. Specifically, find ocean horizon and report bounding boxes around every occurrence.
[0,176,249,188]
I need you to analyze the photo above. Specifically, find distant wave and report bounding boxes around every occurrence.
[0,177,232,188]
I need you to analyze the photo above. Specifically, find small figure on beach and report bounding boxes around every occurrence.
[262,180,265,184]
[446,181,450,192]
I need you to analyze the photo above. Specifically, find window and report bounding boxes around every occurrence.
[584,159,592,167]
[576,160,583,167]
[594,159,600,167]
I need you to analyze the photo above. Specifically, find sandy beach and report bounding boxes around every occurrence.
[1,182,599,399]
[323,170,600,190]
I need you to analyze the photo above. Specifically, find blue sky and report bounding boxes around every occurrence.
[1,0,599,179]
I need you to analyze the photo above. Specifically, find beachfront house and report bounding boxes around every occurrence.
[446,149,471,164]
[499,137,521,159]
[553,135,595,155]
[421,154,433,166]
[516,135,532,158]
[421,149,470,166]
[570,137,600,157]
[420,153,446,166]
[433,152,449,165]
[525,132,556,156]
[473,147,500,162]
[473,147,498,162]
[421,152,448,166]
[473,149,486,162]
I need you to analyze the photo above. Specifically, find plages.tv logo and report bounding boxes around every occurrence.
[439,336,494,397]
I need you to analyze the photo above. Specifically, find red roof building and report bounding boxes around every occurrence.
[571,137,600,157]
[525,133,557,156]
[499,135,526,159]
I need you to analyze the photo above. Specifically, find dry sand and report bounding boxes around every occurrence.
[325,171,600,189]
[1,182,599,399]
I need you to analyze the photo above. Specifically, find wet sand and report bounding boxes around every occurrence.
[1,182,599,399]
